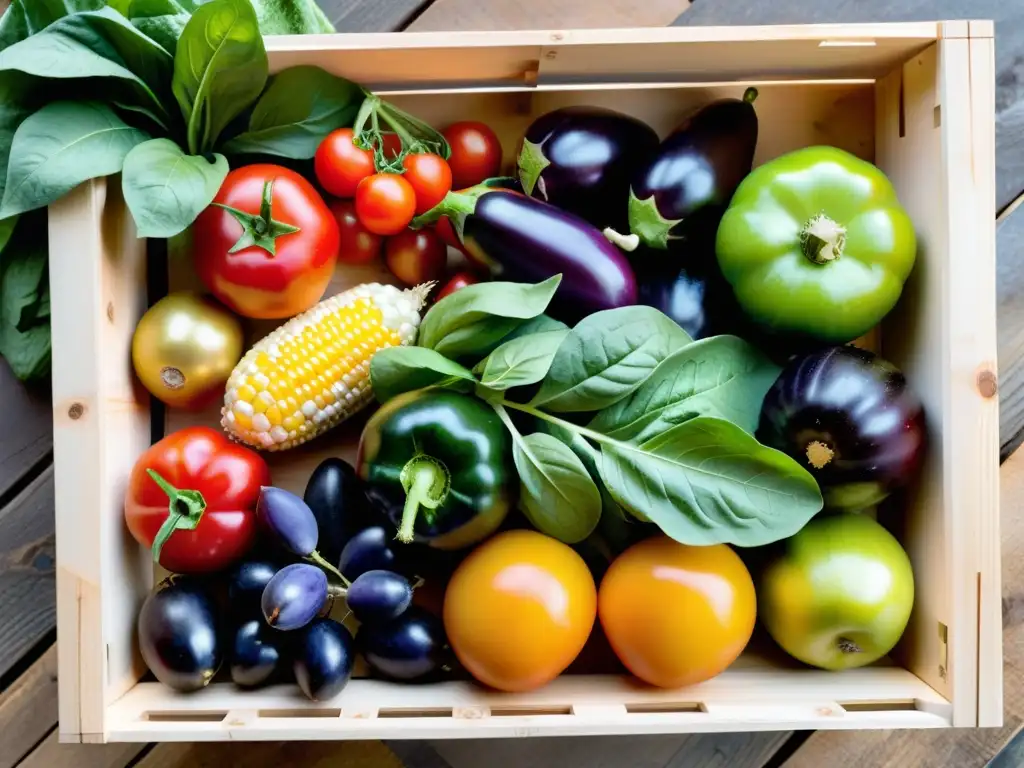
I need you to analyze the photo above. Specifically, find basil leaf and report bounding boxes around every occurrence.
[223,66,362,159]
[531,305,691,413]
[498,313,568,342]
[511,431,601,544]
[370,345,477,404]
[589,335,781,442]
[418,275,561,359]
[173,0,267,155]
[122,139,228,238]
[1,102,149,219]
[476,328,568,392]
[597,416,823,547]
[127,0,192,54]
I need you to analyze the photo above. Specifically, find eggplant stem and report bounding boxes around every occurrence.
[603,227,639,252]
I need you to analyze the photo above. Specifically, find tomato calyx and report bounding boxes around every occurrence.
[352,92,451,173]
[146,468,208,566]
[214,179,301,257]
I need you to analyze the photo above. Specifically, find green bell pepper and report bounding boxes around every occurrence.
[715,146,917,344]
[355,389,516,550]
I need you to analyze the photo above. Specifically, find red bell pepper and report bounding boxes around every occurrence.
[125,426,271,574]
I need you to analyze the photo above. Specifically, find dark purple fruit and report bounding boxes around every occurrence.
[138,577,222,692]
[347,570,413,625]
[303,458,371,566]
[228,559,281,618]
[338,525,400,580]
[293,618,355,701]
[257,486,319,556]
[261,563,328,631]
[357,606,451,682]
[230,618,287,688]
[757,345,927,511]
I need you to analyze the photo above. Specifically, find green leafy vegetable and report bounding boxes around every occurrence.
[223,66,361,159]
[475,328,568,392]
[0,74,38,205]
[121,138,228,238]
[499,314,569,341]
[589,335,780,441]
[172,0,267,155]
[0,0,111,52]
[0,212,50,382]
[1,101,149,219]
[370,345,477,404]
[125,0,193,54]
[531,305,691,413]
[247,0,335,35]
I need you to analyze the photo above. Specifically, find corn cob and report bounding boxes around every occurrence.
[222,282,431,451]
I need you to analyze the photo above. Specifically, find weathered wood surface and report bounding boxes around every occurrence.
[323,0,434,32]
[0,647,56,768]
[0,362,51,503]
[408,0,690,31]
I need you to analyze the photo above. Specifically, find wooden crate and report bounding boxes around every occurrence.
[48,21,1000,743]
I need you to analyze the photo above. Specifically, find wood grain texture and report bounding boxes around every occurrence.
[0,361,51,503]
[16,732,144,768]
[317,0,434,32]
[408,0,691,31]
[0,466,54,683]
[132,740,405,768]
[998,207,1024,459]
[0,646,56,768]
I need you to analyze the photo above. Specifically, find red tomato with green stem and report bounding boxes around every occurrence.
[124,427,271,575]
[385,228,448,286]
[443,121,503,188]
[403,153,453,214]
[356,173,417,236]
[193,165,340,320]
[329,198,384,265]
[315,127,377,198]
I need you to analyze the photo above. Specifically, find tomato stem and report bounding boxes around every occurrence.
[146,469,207,566]
[213,179,301,257]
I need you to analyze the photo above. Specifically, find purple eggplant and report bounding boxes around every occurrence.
[518,106,659,231]
[416,188,637,321]
[629,88,759,250]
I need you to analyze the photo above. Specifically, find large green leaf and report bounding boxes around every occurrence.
[475,328,568,392]
[173,0,267,154]
[126,0,192,54]
[597,416,823,547]
[1,101,149,218]
[589,335,781,441]
[0,211,50,382]
[222,66,362,159]
[369,346,477,404]
[0,73,39,206]
[531,305,691,413]
[121,138,228,238]
[0,0,110,52]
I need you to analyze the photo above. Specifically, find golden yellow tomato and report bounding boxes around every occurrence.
[598,536,756,688]
[132,292,244,410]
[443,530,597,692]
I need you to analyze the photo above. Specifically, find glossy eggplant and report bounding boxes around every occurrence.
[629,88,759,249]
[518,106,660,231]
[757,346,927,511]
[303,458,370,566]
[230,618,288,688]
[415,189,638,322]
[293,618,355,701]
[138,576,222,692]
[347,569,413,625]
[228,559,282,619]
[357,606,451,682]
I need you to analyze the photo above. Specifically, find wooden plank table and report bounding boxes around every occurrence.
[2,1,1022,767]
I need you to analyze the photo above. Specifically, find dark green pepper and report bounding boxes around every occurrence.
[355,389,515,550]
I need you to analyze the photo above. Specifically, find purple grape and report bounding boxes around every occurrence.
[347,570,412,626]
[294,619,354,701]
[258,487,319,556]
[261,563,328,631]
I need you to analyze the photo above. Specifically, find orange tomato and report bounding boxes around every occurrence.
[443,530,597,692]
[598,537,756,688]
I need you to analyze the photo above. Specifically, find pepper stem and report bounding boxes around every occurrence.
[397,455,450,544]
[800,213,847,264]
[146,469,207,566]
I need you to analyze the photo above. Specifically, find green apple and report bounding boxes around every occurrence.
[758,513,914,670]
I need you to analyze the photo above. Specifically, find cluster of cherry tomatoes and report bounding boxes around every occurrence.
[313,121,502,294]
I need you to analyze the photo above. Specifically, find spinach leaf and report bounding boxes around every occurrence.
[498,314,568,342]
[0,0,111,52]
[542,419,634,524]
[0,73,38,205]
[475,328,568,391]
[121,138,228,238]
[418,275,561,360]
[0,225,46,330]
[597,416,823,547]
[589,335,781,442]
[1,101,149,219]
[247,0,336,35]
[222,66,362,159]
[0,321,50,382]
[126,0,192,54]
[509,431,601,544]
[173,0,267,155]
[531,305,691,413]
[370,345,477,404]
[0,217,17,258]
[0,212,50,382]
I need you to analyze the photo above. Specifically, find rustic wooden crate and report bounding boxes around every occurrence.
[48,21,1000,744]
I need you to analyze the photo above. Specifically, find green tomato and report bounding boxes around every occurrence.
[715,146,917,345]
[758,513,914,670]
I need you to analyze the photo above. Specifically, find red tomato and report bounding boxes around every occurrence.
[124,427,271,574]
[434,216,461,249]
[329,198,383,265]
[315,127,376,198]
[385,229,447,286]
[378,132,402,161]
[193,165,340,320]
[402,153,453,214]
[355,173,416,236]
[443,121,503,188]
[435,271,479,301]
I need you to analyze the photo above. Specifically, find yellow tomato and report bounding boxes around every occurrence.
[132,292,244,410]
[598,536,756,688]
[443,530,597,692]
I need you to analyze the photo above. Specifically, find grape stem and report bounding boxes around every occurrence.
[307,550,350,587]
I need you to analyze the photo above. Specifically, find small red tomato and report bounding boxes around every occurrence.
[328,198,383,265]
[124,427,271,574]
[443,121,503,189]
[435,271,479,301]
[402,153,453,215]
[434,215,464,252]
[356,173,416,236]
[385,228,448,286]
[315,127,376,198]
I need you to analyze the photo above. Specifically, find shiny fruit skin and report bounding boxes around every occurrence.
[294,618,355,701]
[315,127,376,198]
[443,529,596,692]
[435,272,479,302]
[138,577,222,692]
[385,229,448,286]
[228,559,281,619]
[261,563,328,631]
[230,618,286,688]
[131,292,243,410]
[347,569,413,625]
[338,525,401,580]
[358,606,450,681]
[403,153,453,215]
[598,537,756,688]
[443,121,503,189]
[329,198,383,265]
[758,513,914,671]
[355,173,416,236]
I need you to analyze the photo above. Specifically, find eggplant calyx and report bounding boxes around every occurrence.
[805,440,835,470]
[627,188,683,250]
[800,213,847,264]
[397,455,451,544]
[517,138,551,197]
[837,637,863,655]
